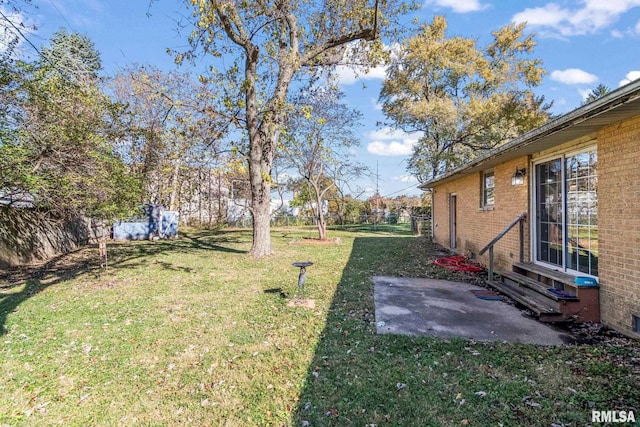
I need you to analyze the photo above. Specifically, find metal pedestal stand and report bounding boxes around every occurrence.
[292,261,313,300]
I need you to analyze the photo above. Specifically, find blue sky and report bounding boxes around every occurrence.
[4,0,640,198]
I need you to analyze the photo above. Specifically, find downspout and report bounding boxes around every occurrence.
[430,188,435,241]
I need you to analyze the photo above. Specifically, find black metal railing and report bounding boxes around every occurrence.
[479,212,527,280]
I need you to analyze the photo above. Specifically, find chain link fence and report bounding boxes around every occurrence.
[226,212,432,238]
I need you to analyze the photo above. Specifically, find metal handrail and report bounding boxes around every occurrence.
[479,212,527,280]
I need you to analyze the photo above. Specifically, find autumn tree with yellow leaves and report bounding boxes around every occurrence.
[380,16,552,182]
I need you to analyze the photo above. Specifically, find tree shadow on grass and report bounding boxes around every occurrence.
[290,235,513,426]
[0,229,249,335]
[0,249,98,335]
[92,229,248,272]
[291,235,444,426]
[291,235,640,426]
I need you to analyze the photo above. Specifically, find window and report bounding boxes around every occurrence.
[534,146,598,277]
[482,170,495,207]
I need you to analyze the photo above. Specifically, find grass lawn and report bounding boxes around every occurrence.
[1,225,638,426]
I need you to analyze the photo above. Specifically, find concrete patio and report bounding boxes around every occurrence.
[373,276,576,345]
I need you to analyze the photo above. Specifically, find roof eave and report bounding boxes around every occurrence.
[419,78,640,190]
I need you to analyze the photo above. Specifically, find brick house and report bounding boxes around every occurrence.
[420,79,640,338]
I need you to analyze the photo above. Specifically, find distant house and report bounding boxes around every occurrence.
[420,78,640,338]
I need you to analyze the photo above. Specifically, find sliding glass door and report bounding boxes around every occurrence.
[534,148,598,276]
[536,159,563,267]
[566,151,598,276]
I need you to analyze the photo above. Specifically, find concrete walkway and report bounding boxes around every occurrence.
[373,276,575,345]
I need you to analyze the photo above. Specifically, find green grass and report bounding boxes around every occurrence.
[0,226,638,426]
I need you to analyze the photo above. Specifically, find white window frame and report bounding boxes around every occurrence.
[481,170,495,208]
[530,144,598,277]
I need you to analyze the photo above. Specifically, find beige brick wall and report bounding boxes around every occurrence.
[430,114,640,337]
[598,114,640,337]
[432,156,530,271]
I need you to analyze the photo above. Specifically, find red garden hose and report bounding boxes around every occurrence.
[434,255,484,272]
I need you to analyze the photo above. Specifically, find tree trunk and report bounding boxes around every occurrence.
[248,134,273,256]
[247,124,274,257]
[168,161,180,211]
[314,188,327,240]
[244,39,295,257]
[317,209,327,240]
[198,168,203,226]
[251,198,272,256]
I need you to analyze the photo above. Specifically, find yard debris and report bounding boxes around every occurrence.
[474,391,487,397]
[464,347,480,356]
[325,408,338,417]
[522,396,541,408]
[396,383,407,391]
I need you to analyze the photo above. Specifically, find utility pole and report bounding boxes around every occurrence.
[375,161,379,228]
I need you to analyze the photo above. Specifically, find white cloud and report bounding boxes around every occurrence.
[611,29,625,38]
[619,70,640,86]
[394,175,418,183]
[550,68,598,85]
[425,0,489,13]
[334,64,387,85]
[333,42,402,85]
[276,172,295,183]
[636,19,640,34]
[0,7,27,56]
[578,88,592,101]
[366,127,420,157]
[512,1,640,37]
[368,128,411,140]
[368,141,415,156]
[370,97,383,111]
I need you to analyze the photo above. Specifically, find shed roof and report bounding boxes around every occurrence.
[419,78,640,189]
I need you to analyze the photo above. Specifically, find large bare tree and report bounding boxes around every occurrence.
[110,65,227,212]
[176,0,418,257]
[280,86,364,240]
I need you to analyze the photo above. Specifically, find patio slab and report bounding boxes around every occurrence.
[373,276,575,345]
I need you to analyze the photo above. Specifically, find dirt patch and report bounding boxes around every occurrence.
[287,298,316,309]
[0,246,99,289]
[84,278,119,289]
[289,237,341,246]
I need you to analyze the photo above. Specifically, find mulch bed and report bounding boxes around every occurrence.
[289,237,341,246]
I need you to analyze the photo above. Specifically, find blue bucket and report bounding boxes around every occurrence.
[574,276,598,287]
